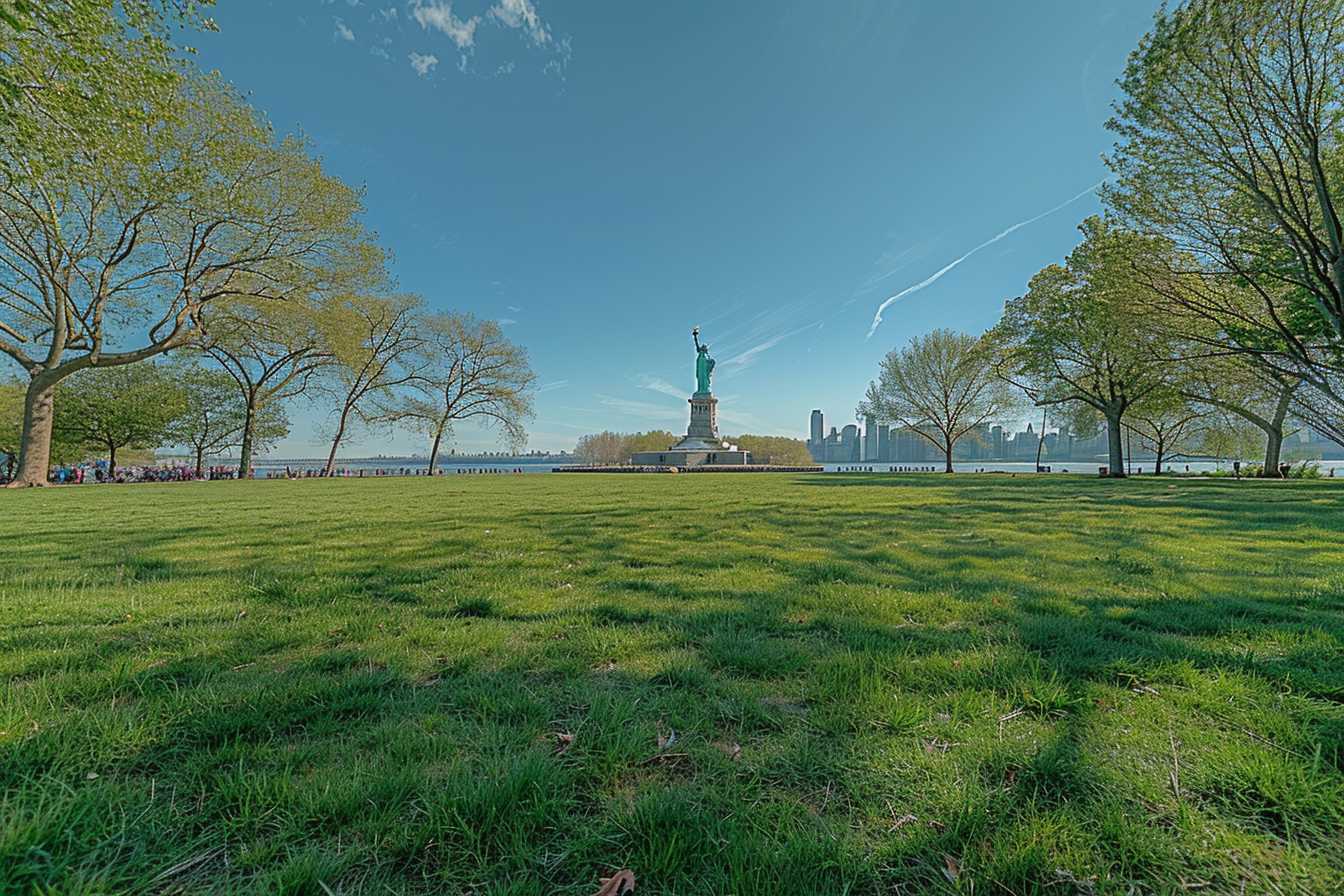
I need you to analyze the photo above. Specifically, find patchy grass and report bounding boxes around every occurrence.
[1,473,1342,895]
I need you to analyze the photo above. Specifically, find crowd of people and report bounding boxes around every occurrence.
[27,462,212,485]
[0,461,538,485]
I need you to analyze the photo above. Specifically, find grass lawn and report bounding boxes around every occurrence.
[2,474,1342,895]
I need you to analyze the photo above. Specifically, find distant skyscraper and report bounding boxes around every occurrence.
[809,409,824,460]
[877,424,890,462]
[863,415,879,461]
[840,424,860,462]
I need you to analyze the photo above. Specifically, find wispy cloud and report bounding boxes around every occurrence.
[497,317,518,326]
[866,181,1103,339]
[489,0,550,45]
[720,320,822,373]
[409,51,439,76]
[410,1,479,48]
[334,18,355,41]
[535,379,569,394]
[597,395,685,424]
[636,375,687,400]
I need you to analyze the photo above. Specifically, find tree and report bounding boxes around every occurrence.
[320,294,422,475]
[201,297,336,479]
[0,70,377,486]
[1124,391,1205,475]
[622,430,677,457]
[858,328,1011,473]
[1200,416,1266,469]
[1,1,214,167]
[1179,355,1301,475]
[52,363,186,476]
[378,314,535,474]
[1292,372,1344,449]
[574,431,628,465]
[994,218,1175,477]
[731,434,812,465]
[1106,0,1344,381]
[166,361,287,478]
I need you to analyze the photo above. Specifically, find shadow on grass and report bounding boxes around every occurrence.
[2,476,1343,893]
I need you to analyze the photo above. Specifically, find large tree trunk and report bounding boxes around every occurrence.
[1105,412,1126,478]
[1034,408,1047,469]
[237,402,257,480]
[7,375,58,487]
[194,447,205,479]
[324,404,352,477]
[108,443,118,478]
[1262,429,1283,475]
[1259,382,1294,477]
[427,426,444,475]
[943,439,954,473]
[1153,442,1164,475]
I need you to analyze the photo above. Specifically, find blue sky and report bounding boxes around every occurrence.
[196,0,1163,456]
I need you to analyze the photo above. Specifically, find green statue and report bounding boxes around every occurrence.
[692,327,715,394]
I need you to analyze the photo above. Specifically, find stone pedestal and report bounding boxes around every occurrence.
[629,390,753,466]
[686,392,717,441]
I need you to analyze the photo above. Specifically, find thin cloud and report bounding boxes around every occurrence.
[409,51,439,75]
[489,0,550,45]
[410,1,479,48]
[720,320,823,373]
[636,375,687,400]
[334,18,355,41]
[866,181,1103,339]
[497,317,518,326]
[597,395,685,424]
[536,380,569,394]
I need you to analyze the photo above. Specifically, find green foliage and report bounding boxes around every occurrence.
[859,328,1012,470]
[0,60,381,482]
[0,475,1342,892]
[52,363,186,468]
[1106,0,1344,363]
[164,361,287,470]
[730,434,813,465]
[0,1,215,168]
[573,430,679,463]
[994,217,1177,475]
[378,313,535,468]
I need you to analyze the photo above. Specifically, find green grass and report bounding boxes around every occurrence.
[2,474,1342,895]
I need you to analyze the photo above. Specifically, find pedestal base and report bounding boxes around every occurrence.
[687,392,718,441]
[629,446,753,466]
[628,390,753,466]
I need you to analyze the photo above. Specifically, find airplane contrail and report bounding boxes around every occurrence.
[865,181,1104,340]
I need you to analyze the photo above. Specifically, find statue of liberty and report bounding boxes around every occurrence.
[692,327,715,394]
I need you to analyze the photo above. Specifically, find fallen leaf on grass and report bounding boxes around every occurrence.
[656,726,677,751]
[942,854,960,884]
[1054,869,1097,895]
[890,812,917,831]
[715,741,741,760]
[591,869,636,896]
[555,732,576,755]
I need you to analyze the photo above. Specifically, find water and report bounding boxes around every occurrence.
[240,457,1344,476]
[245,457,559,476]
[823,460,1344,475]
